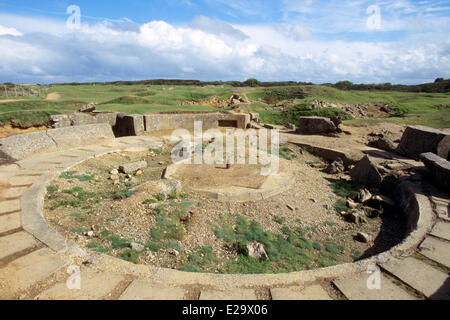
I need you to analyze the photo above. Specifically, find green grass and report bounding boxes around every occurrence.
[213,215,342,274]
[111,188,136,200]
[2,84,448,130]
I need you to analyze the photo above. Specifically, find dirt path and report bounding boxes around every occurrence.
[45,92,61,101]
[0,99,24,104]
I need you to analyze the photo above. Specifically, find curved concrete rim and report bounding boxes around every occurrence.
[20,138,435,288]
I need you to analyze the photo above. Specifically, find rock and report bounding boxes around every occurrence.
[287,205,295,211]
[79,102,96,113]
[119,161,147,174]
[368,138,396,152]
[263,124,276,130]
[135,170,143,176]
[420,152,450,192]
[110,169,119,175]
[350,156,382,188]
[297,117,338,135]
[344,210,367,224]
[323,158,345,174]
[136,180,182,197]
[130,242,145,252]
[371,194,396,207]
[346,199,358,209]
[397,125,450,160]
[357,189,372,203]
[158,161,166,165]
[249,113,260,122]
[330,117,342,127]
[246,243,268,260]
[285,123,296,130]
[168,249,179,256]
[109,174,119,181]
[364,207,383,218]
[356,232,371,243]
[84,231,94,237]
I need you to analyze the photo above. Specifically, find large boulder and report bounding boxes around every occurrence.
[296,117,338,135]
[350,155,383,189]
[420,153,450,193]
[397,125,450,160]
[119,161,147,174]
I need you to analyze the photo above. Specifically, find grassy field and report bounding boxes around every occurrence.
[0,83,448,129]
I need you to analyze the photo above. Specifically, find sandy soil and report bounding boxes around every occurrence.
[45,92,61,101]
[0,125,48,138]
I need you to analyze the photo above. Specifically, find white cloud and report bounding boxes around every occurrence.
[0,14,448,84]
[0,24,23,36]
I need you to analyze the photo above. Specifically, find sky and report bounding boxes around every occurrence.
[0,0,449,84]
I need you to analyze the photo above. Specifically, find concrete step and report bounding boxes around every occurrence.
[0,212,21,234]
[0,199,20,215]
[334,272,416,300]
[119,280,186,300]
[270,285,332,300]
[381,257,450,300]
[36,271,125,300]
[430,221,450,241]
[199,289,257,300]
[0,231,37,260]
[1,186,29,200]
[0,248,66,299]
[420,237,450,268]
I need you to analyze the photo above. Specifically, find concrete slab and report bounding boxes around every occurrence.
[199,289,257,300]
[37,272,125,300]
[0,212,21,234]
[8,175,40,186]
[270,285,332,300]
[420,237,450,268]
[430,221,450,241]
[1,186,29,199]
[119,280,186,300]
[334,273,416,300]
[0,231,37,259]
[381,257,450,300]
[0,248,66,299]
[0,200,20,214]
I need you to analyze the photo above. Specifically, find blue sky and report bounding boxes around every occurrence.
[0,0,449,84]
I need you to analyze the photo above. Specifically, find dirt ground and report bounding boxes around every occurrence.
[43,137,403,274]
[0,124,48,138]
[45,92,61,101]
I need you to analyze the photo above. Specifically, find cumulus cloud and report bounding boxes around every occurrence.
[0,13,448,84]
[0,24,23,36]
[190,15,249,41]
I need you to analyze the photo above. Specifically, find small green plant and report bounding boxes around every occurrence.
[149,148,162,155]
[273,216,286,224]
[150,214,185,241]
[325,243,345,255]
[168,190,178,200]
[71,227,89,234]
[111,188,136,200]
[121,249,140,264]
[155,193,166,201]
[47,185,58,192]
[109,235,131,249]
[143,198,158,205]
[329,181,360,198]
[146,240,163,252]
[333,199,348,214]
[179,265,202,273]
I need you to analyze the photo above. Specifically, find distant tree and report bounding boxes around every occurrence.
[335,80,354,90]
[434,78,444,83]
[243,78,260,87]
